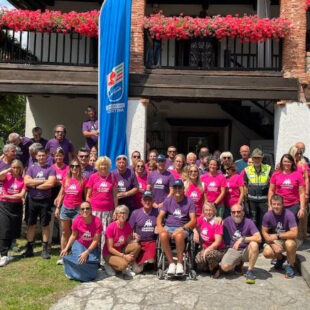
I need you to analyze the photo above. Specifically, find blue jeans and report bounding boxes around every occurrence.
[146,39,161,68]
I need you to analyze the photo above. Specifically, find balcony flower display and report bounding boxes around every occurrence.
[143,14,291,43]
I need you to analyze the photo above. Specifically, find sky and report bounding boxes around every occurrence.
[0,0,14,9]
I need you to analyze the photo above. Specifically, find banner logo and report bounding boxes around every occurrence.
[107,62,124,103]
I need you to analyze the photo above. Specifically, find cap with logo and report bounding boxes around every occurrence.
[173,179,184,187]
[156,154,166,162]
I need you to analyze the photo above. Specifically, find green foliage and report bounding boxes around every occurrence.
[0,95,26,149]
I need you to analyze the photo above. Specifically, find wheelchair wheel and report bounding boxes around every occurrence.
[188,270,197,280]
[157,269,165,280]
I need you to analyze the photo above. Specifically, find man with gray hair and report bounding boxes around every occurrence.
[235,145,251,174]
[7,132,32,166]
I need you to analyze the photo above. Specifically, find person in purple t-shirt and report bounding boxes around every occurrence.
[147,154,174,208]
[24,148,56,260]
[112,155,138,211]
[221,203,261,284]
[31,127,48,148]
[77,147,95,180]
[7,133,33,166]
[129,190,158,274]
[262,194,297,278]
[45,124,75,165]
[82,106,99,150]
[165,146,177,171]
[157,179,196,276]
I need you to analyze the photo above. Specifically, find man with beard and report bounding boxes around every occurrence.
[221,203,261,284]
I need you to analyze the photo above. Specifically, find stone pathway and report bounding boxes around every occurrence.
[50,254,310,310]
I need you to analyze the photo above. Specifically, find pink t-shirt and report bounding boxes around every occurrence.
[170,169,182,180]
[197,215,225,249]
[86,172,116,212]
[133,173,147,209]
[185,183,204,216]
[201,173,226,204]
[72,215,103,248]
[102,221,133,255]
[225,174,244,208]
[0,173,25,203]
[270,171,305,207]
[297,162,309,176]
[52,164,69,183]
[62,177,87,209]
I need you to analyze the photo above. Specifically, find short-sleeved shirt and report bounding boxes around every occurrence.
[225,174,244,208]
[72,215,103,248]
[224,216,259,250]
[86,172,116,212]
[170,169,182,180]
[201,172,226,204]
[235,159,248,174]
[112,168,139,210]
[147,170,174,204]
[0,160,11,195]
[63,177,87,209]
[129,208,158,241]
[52,164,69,184]
[165,158,174,171]
[28,156,53,168]
[16,137,33,166]
[82,119,98,150]
[262,209,297,234]
[162,196,196,227]
[82,165,95,180]
[197,215,225,249]
[133,173,147,209]
[0,173,25,203]
[185,183,204,216]
[270,171,305,207]
[31,137,48,148]
[45,138,74,165]
[103,221,133,255]
[26,164,56,199]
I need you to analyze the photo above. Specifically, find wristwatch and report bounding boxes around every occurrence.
[276,232,281,240]
[242,236,246,243]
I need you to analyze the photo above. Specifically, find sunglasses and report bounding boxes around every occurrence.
[189,170,198,173]
[231,210,242,214]
[81,207,91,211]
[223,157,231,159]
[79,155,89,158]
[117,157,127,161]
[70,164,80,168]
[55,131,64,134]
[133,155,140,159]
[136,165,144,168]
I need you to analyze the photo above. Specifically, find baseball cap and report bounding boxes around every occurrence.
[251,148,263,158]
[173,179,184,187]
[156,154,166,162]
[116,154,128,161]
[143,190,153,199]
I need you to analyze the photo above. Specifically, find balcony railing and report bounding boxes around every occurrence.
[0,29,98,66]
[145,37,282,71]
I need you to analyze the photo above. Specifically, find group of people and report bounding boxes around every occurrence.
[0,109,308,284]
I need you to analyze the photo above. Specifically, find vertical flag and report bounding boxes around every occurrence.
[98,0,132,168]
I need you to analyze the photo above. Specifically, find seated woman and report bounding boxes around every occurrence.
[103,205,141,277]
[60,201,103,282]
[194,202,225,278]
[129,191,158,274]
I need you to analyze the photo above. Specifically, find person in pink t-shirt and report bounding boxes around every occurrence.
[103,205,141,277]
[170,154,186,181]
[86,156,117,266]
[184,164,204,216]
[0,160,26,266]
[224,164,244,218]
[55,159,85,264]
[201,159,226,218]
[269,154,306,222]
[133,159,147,209]
[193,202,225,278]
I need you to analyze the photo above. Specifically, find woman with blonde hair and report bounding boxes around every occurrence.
[170,154,186,180]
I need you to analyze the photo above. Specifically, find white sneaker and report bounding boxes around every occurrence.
[104,263,116,276]
[0,256,9,267]
[132,262,144,274]
[122,268,135,277]
[167,263,176,275]
[56,258,64,265]
[176,263,184,275]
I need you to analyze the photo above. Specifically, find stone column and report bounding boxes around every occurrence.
[127,98,147,163]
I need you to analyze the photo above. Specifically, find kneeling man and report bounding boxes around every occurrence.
[262,194,297,278]
[221,203,261,284]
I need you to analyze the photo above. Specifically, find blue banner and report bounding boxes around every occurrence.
[98,0,132,168]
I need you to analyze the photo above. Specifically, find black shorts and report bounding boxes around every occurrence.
[27,197,52,226]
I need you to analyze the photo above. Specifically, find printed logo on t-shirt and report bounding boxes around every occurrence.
[190,191,199,202]
[66,183,79,195]
[281,179,293,189]
[168,165,173,171]
[56,174,62,180]
[98,181,109,193]
[142,219,155,232]
[173,208,182,218]
[154,178,164,190]
[276,222,285,234]
[207,181,217,192]
[81,230,92,241]
[117,180,126,192]
[8,183,18,194]
[115,235,125,247]
[201,228,209,241]
[35,171,45,180]
[232,229,242,241]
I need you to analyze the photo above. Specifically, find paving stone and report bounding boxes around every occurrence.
[113,304,140,310]
[85,296,114,310]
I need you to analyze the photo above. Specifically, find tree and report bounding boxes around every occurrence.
[0,95,26,150]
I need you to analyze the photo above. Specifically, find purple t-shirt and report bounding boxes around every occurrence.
[262,209,297,234]
[82,119,98,150]
[112,168,139,210]
[165,158,174,171]
[224,217,259,250]
[26,164,56,199]
[45,138,74,165]
[16,137,33,166]
[31,137,48,148]
[129,208,158,241]
[162,196,196,227]
[82,164,95,180]
[28,156,53,168]
[147,170,174,203]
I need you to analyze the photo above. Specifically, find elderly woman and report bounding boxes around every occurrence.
[0,160,26,266]
[170,154,186,180]
[86,156,118,266]
[194,202,225,278]
[219,152,234,174]
[61,201,102,282]
[133,159,147,209]
[103,205,141,277]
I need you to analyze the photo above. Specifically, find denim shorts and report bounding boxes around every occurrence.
[60,205,79,220]
[164,226,189,238]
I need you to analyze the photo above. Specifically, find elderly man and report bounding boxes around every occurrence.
[295,141,309,164]
[235,145,251,174]
[221,203,261,284]
[262,194,297,278]
[31,127,47,148]
[186,152,197,166]
[157,179,196,275]
[7,132,32,166]
[0,144,16,171]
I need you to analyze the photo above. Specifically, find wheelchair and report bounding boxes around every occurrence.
[156,229,197,280]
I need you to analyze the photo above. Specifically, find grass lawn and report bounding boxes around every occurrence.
[0,240,79,310]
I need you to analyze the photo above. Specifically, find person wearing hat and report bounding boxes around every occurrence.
[157,179,196,275]
[147,154,174,208]
[244,148,272,231]
[129,190,158,274]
